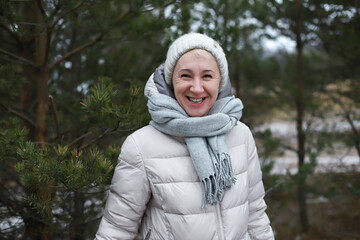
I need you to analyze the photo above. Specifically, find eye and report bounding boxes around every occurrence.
[181,74,191,78]
[203,74,213,78]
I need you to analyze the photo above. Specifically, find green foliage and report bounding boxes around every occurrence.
[0,75,146,238]
[11,75,139,221]
[81,77,118,126]
[0,118,28,238]
[15,142,116,194]
[255,129,283,193]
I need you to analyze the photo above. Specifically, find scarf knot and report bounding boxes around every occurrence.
[147,94,243,207]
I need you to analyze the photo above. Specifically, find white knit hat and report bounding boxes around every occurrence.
[164,33,229,91]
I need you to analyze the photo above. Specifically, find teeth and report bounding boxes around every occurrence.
[189,97,204,104]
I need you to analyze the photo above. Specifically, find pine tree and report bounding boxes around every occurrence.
[0,0,175,238]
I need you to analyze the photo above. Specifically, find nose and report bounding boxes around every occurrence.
[190,78,204,94]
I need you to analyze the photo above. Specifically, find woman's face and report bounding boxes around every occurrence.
[172,49,221,117]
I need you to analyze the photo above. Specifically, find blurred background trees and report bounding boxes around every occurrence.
[0,0,359,239]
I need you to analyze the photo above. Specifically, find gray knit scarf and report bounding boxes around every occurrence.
[147,93,243,207]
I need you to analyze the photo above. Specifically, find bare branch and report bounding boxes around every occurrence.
[112,8,133,26]
[280,142,298,153]
[15,21,44,28]
[269,86,293,102]
[265,178,288,196]
[79,128,110,150]
[36,0,51,68]
[49,2,62,20]
[77,120,128,150]
[102,36,128,41]
[343,112,359,136]
[0,48,36,67]
[49,33,103,69]
[0,102,38,129]
[50,0,87,30]
[69,131,95,147]
[0,38,18,49]
[47,1,170,69]
[36,0,47,18]
[0,23,19,42]
[138,0,176,14]
[337,146,353,163]
[329,93,359,135]
[344,112,360,155]
[49,95,60,141]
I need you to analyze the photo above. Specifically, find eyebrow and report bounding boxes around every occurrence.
[178,69,215,73]
[178,69,192,72]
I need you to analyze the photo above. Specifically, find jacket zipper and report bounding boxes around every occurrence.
[215,203,225,240]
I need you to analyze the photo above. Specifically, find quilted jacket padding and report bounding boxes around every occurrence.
[95,122,274,240]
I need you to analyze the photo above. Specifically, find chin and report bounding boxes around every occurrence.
[186,109,209,117]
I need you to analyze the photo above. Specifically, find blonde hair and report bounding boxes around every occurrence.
[186,48,213,58]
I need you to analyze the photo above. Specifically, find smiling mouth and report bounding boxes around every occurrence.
[188,97,205,104]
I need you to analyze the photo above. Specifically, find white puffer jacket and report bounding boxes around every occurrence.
[95,122,274,240]
[95,71,274,240]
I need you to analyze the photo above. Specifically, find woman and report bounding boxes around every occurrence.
[95,33,274,240]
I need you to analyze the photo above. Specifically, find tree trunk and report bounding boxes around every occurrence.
[24,218,49,240]
[19,0,37,140]
[222,0,229,53]
[35,68,49,144]
[20,1,51,239]
[295,0,309,233]
[34,4,49,145]
[70,192,85,240]
[180,0,191,34]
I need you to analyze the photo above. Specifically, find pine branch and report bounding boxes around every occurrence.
[49,33,103,69]
[0,48,36,67]
[0,102,38,129]
[50,0,87,29]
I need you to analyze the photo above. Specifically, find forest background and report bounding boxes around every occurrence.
[0,0,359,239]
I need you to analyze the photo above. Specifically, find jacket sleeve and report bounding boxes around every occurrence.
[246,129,274,240]
[95,135,151,240]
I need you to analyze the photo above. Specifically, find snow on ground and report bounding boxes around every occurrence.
[0,215,23,235]
[254,118,360,137]
[271,154,360,175]
[254,119,360,175]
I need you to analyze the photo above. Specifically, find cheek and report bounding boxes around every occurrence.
[172,82,186,103]
[208,81,220,95]
[173,80,188,93]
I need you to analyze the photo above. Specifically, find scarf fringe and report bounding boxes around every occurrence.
[148,94,243,208]
[201,152,236,208]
